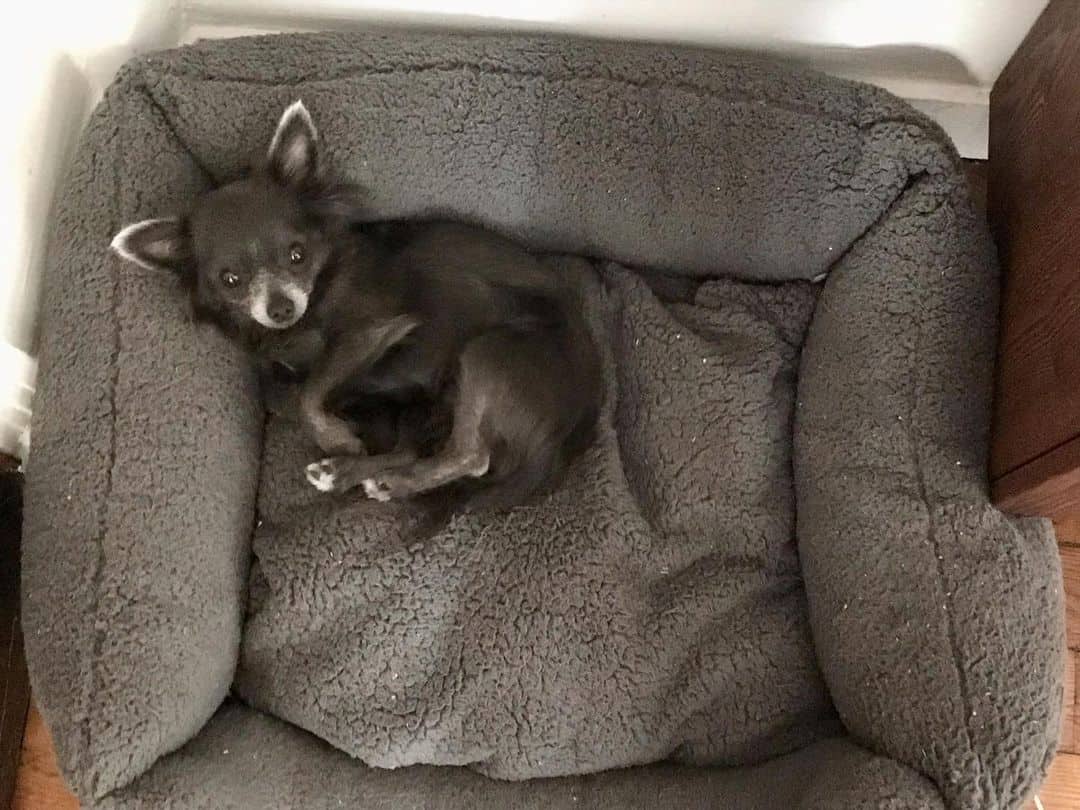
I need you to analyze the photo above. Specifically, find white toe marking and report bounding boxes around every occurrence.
[305,461,336,492]
[470,453,490,478]
[363,479,391,502]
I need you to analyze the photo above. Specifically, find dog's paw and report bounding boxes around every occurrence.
[362,477,393,502]
[305,459,338,492]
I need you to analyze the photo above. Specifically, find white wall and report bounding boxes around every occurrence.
[187,0,1045,85]
[185,0,1048,158]
[0,1,182,457]
[0,0,1049,457]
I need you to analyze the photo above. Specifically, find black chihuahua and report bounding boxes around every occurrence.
[111,101,602,507]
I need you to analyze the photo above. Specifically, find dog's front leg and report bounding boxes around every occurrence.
[304,449,418,493]
[301,399,368,456]
[300,315,419,456]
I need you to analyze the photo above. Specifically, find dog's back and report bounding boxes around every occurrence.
[320,220,602,507]
[344,222,588,392]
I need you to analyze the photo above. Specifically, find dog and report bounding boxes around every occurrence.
[111,100,602,507]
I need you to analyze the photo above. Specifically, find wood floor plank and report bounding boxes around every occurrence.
[1056,516,1080,546]
[1060,545,1080,651]
[1062,651,1077,754]
[12,704,77,810]
[1029,752,1080,809]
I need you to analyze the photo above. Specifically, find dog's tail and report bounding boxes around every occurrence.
[466,408,599,512]
[465,440,563,511]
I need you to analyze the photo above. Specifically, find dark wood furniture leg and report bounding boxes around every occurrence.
[989,0,1080,519]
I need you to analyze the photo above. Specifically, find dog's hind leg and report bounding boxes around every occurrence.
[357,344,494,502]
[360,446,490,502]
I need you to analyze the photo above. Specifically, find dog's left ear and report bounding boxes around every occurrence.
[267,100,318,187]
[110,217,190,273]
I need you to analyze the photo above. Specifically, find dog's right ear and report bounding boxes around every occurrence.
[110,218,190,273]
[267,100,318,188]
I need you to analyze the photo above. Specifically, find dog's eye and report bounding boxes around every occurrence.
[289,244,305,264]
[220,269,241,288]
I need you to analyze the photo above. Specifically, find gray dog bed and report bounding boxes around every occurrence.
[23,31,1063,810]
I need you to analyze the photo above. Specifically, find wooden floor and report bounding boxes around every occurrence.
[1042,519,1080,809]
[12,707,75,810]
[1041,516,1080,807]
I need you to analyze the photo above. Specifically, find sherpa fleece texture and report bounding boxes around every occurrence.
[238,263,833,779]
[22,30,1063,810]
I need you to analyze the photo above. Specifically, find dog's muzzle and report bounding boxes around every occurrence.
[249,275,308,329]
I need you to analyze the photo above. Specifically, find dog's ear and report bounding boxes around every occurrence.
[267,100,317,187]
[110,217,190,273]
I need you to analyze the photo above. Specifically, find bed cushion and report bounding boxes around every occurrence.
[22,30,1062,809]
[238,261,831,776]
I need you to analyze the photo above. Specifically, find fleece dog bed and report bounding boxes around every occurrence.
[23,31,1063,810]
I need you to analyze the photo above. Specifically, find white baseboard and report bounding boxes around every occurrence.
[0,343,35,461]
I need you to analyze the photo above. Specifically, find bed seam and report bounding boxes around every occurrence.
[905,178,981,809]
[81,86,128,801]
[140,58,950,159]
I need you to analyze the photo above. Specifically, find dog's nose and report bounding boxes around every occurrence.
[267,293,295,324]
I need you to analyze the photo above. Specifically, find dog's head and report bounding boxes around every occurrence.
[111,101,353,334]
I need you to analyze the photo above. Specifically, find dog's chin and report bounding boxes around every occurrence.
[258,315,303,331]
